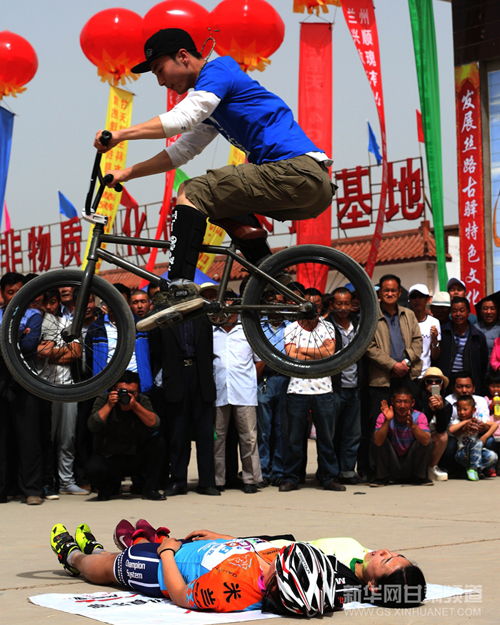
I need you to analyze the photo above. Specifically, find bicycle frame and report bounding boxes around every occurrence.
[62,151,310,342]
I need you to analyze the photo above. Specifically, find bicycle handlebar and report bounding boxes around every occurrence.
[84,131,123,216]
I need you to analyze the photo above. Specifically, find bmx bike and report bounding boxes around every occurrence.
[0,134,378,402]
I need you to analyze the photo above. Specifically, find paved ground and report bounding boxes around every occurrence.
[1,441,499,625]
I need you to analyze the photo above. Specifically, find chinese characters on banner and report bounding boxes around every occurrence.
[0,157,426,274]
[81,86,133,272]
[335,158,424,229]
[455,63,485,307]
[342,0,388,277]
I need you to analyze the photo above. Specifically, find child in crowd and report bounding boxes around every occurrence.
[484,370,500,475]
[448,396,497,481]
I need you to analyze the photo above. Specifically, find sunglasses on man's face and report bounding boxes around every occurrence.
[425,378,442,385]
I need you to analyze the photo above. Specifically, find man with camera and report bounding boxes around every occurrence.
[84,371,165,501]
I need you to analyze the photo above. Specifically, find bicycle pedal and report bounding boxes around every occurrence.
[156,310,184,329]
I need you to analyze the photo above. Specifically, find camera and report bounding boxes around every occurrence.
[117,388,131,405]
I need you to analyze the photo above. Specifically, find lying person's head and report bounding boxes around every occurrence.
[262,543,335,617]
[262,542,426,614]
[361,548,426,607]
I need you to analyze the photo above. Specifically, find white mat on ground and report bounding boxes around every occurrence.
[29,585,477,625]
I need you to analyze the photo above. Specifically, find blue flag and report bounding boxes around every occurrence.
[367,121,382,165]
[0,107,14,227]
[58,190,78,220]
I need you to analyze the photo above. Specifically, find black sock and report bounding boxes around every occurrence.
[168,205,207,282]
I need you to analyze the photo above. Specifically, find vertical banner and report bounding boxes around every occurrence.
[139,90,185,288]
[196,147,243,275]
[455,63,485,307]
[408,0,447,290]
[82,86,133,271]
[342,0,388,278]
[0,107,14,224]
[297,23,332,290]
[489,70,500,291]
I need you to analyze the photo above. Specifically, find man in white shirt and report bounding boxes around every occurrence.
[407,284,441,377]
[442,370,494,476]
[279,289,345,493]
[212,299,263,494]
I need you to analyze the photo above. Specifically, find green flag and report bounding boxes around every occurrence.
[408,0,448,289]
[173,168,190,193]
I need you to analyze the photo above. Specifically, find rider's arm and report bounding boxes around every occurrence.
[95,117,166,151]
[105,151,175,187]
[165,124,219,168]
[158,91,221,136]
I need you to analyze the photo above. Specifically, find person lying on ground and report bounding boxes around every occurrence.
[50,521,426,614]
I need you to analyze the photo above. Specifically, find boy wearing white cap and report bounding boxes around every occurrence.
[408,284,440,377]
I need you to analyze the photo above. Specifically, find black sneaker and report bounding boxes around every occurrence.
[50,524,81,576]
[75,523,104,555]
[136,282,203,331]
[369,478,389,488]
[43,485,59,500]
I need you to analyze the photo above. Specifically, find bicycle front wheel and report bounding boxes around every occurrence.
[241,245,378,378]
[0,270,136,401]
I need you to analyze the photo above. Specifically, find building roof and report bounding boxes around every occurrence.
[99,220,450,289]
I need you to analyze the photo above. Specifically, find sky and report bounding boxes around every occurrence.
[1,0,457,236]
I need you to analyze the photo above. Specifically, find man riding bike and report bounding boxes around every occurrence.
[95,28,336,331]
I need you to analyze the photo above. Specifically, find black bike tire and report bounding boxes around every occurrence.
[0,269,136,402]
[241,245,379,378]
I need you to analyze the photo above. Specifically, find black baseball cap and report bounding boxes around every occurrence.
[132,28,198,74]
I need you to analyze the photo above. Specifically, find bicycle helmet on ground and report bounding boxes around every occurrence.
[274,542,336,616]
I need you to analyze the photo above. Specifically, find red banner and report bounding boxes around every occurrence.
[297,23,332,290]
[342,0,388,277]
[455,63,485,307]
[139,90,185,288]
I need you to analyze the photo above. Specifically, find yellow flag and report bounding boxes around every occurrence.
[196,145,246,275]
[82,86,134,272]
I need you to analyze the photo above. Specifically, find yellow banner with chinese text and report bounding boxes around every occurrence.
[196,144,246,275]
[82,86,133,272]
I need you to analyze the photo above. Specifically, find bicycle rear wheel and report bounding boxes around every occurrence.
[0,269,135,402]
[241,245,378,378]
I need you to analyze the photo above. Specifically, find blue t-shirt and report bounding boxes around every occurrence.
[196,56,321,165]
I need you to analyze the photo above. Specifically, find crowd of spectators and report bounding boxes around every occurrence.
[1,268,500,506]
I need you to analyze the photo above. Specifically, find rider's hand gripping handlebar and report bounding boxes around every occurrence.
[83,130,123,223]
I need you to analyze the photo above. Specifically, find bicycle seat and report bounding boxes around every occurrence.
[209,218,267,241]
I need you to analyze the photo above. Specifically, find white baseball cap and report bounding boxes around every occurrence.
[447,277,466,291]
[408,283,430,298]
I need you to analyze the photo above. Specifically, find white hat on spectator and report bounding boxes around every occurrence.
[408,283,430,298]
[447,277,466,291]
[431,291,451,307]
[199,282,219,295]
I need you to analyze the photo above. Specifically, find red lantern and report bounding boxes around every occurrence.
[0,31,38,99]
[210,0,285,72]
[80,9,144,85]
[143,1,210,53]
